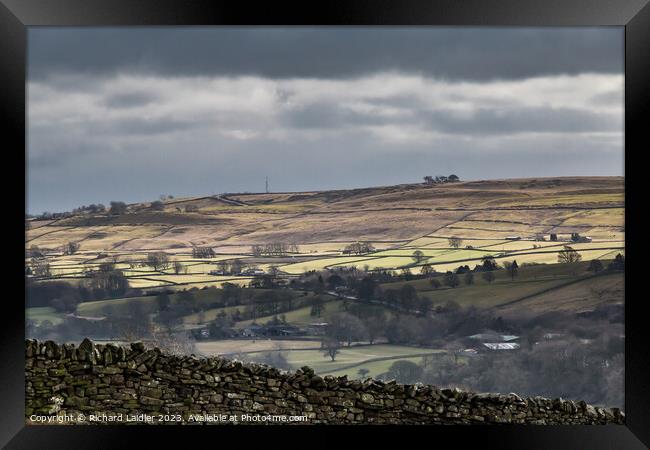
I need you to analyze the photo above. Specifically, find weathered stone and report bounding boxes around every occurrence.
[24,339,625,426]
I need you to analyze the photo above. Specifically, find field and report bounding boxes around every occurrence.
[232,344,445,377]
[27,177,624,292]
[25,176,626,383]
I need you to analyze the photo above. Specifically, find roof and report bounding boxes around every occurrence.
[468,333,519,342]
[483,343,520,350]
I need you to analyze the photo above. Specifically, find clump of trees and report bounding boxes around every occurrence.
[30,257,51,278]
[251,242,299,257]
[192,247,216,258]
[423,174,460,185]
[147,252,170,271]
[443,271,460,288]
[150,200,165,211]
[420,264,435,276]
[81,262,130,299]
[109,201,128,215]
[342,242,375,255]
[63,241,80,255]
[607,253,625,271]
[72,203,106,214]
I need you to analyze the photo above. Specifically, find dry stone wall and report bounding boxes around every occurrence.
[25,339,625,425]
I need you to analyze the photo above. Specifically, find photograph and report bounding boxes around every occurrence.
[22,25,630,428]
[3,0,648,445]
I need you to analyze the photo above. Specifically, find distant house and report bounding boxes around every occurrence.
[241,324,265,337]
[483,343,520,351]
[468,333,519,342]
[505,236,521,241]
[242,268,265,276]
[571,232,592,243]
[306,322,329,336]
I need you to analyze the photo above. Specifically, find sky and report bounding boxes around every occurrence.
[27,27,624,214]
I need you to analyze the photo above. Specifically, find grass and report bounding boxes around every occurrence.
[324,356,428,379]
[196,339,322,355]
[234,298,341,328]
[26,307,65,326]
[244,344,445,375]
[279,256,381,274]
[379,260,623,313]
[497,271,624,315]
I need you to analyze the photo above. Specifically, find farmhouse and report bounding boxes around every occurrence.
[241,325,265,337]
[483,343,520,351]
[468,333,519,342]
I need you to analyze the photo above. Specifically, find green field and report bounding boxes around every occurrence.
[26,307,66,326]
[243,344,445,375]
[235,299,342,328]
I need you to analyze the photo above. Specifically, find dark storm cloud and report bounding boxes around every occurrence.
[282,101,620,134]
[28,27,623,82]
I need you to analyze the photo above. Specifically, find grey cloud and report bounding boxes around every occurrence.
[280,101,620,134]
[282,103,402,130]
[590,90,624,106]
[422,107,622,135]
[100,117,196,136]
[103,92,159,109]
[29,27,623,82]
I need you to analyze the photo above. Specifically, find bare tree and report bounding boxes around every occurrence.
[147,252,170,271]
[63,241,80,255]
[30,257,51,277]
[412,250,425,264]
[558,246,582,264]
[448,237,463,249]
[322,338,342,362]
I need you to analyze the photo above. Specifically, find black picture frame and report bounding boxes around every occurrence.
[2,0,648,448]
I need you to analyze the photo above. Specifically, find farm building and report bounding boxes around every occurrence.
[468,333,519,342]
[483,343,520,351]
[505,236,521,241]
[241,324,266,337]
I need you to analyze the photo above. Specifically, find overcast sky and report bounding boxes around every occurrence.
[27,27,624,214]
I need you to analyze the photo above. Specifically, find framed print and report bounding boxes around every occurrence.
[1,0,649,448]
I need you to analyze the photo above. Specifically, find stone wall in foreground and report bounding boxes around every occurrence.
[25,339,625,425]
